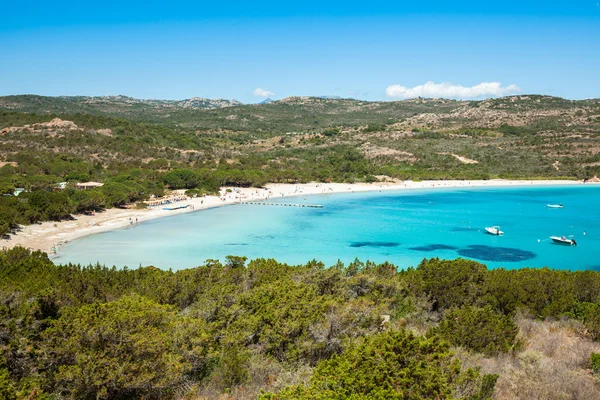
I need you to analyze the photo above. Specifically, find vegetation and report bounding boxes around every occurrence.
[1,94,600,235]
[432,305,519,355]
[1,249,600,398]
[1,94,600,397]
[592,353,600,374]
[261,330,495,400]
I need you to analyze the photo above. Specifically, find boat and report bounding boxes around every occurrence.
[550,236,577,246]
[163,204,190,211]
[547,204,564,208]
[485,226,504,235]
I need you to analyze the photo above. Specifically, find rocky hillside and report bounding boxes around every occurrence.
[0,94,242,119]
[1,94,600,180]
[1,94,598,132]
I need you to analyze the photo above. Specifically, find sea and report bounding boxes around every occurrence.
[55,185,600,272]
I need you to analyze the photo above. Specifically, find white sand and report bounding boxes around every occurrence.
[0,179,590,256]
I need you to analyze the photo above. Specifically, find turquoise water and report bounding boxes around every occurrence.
[56,185,600,271]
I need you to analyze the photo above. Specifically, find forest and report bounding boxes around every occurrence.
[1,248,600,399]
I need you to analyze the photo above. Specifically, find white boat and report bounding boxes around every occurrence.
[550,236,577,246]
[547,204,564,208]
[485,226,504,235]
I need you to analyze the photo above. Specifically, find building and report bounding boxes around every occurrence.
[75,182,104,190]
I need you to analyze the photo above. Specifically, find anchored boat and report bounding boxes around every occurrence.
[485,226,504,236]
[547,204,564,208]
[550,236,577,246]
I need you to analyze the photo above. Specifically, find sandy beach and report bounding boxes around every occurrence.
[0,179,591,256]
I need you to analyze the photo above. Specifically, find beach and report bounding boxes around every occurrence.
[0,179,589,256]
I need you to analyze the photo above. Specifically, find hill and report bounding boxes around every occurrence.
[0,94,242,119]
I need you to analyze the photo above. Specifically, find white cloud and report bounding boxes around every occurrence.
[385,81,521,99]
[253,88,275,97]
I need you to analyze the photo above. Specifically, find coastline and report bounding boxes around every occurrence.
[0,179,592,256]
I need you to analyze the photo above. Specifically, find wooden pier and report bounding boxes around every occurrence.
[240,201,323,208]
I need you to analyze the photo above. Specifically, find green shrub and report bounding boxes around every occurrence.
[591,353,600,374]
[211,346,250,391]
[570,302,600,341]
[432,306,519,355]
[0,367,16,400]
[41,294,213,399]
[410,258,487,311]
[261,329,488,399]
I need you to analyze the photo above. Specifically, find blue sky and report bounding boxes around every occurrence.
[1,1,599,102]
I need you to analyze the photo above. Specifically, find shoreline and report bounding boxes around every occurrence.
[1,179,593,256]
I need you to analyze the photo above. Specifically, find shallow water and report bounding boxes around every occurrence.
[56,185,600,271]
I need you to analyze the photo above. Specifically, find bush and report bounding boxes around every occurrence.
[322,127,340,137]
[432,306,519,355]
[364,174,378,183]
[210,346,250,391]
[410,258,487,311]
[262,329,492,399]
[41,294,212,399]
[570,302,600,341]
[591,353,600,374]
[0,367,16,400]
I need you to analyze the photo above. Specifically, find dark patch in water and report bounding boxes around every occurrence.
[293,220,315,231]
[249,234,276,240]
[350,241,400,248]
[457,245,536,262]
[451,227,480,232]
[225,243,249,246]
[409,244,458,252]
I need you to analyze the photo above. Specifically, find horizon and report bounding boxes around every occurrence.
[1,1,599,102]
[3,92,598,105]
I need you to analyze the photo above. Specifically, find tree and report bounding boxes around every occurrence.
[101,182,130,207]
[70,190,106,212]
[163,169,199,189]
[225,255,247,269]
[0,182,16,196]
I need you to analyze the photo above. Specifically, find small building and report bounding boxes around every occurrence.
[76,182,104,190]
[13,188,25,196]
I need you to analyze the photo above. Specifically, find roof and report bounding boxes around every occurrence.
[75,182,104,188]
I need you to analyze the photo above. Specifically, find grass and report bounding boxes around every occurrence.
[458,314,600,400]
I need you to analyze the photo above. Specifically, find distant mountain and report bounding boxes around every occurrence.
[0,94,242,117]
[259,98,274,104]
[1,93,598,133]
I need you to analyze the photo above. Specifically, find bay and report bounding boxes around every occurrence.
[55,185,600,271]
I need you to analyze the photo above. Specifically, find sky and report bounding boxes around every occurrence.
[1,1,599,103]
